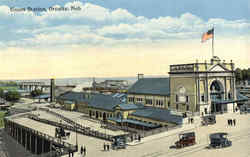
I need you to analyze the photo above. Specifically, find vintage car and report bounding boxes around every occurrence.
[209,133,232,148]
[201,115,216,126]
[112,135,127,150]
[175,132,196,148]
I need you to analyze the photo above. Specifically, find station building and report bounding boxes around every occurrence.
[128,56,248,116]
[57,91,184,129]
[57,56,248,129]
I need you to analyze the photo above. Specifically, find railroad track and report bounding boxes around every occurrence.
[141,131,250,157]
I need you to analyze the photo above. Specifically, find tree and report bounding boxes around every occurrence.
[235,68,243,82]
[5,91,20,102]
[0,89,4,98]
[31,89,43,97]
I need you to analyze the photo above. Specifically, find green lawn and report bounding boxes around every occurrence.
[0,111,6,128]
[0,86,18,90]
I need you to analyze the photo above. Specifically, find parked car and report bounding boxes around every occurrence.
[209,133,232,148]
[175,132,196,148]
[112,135,127,150]
[201,114,216,126]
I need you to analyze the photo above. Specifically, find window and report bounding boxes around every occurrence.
[205,108,208,114]
[128,97,135,102]
[160,100,163,106]
[186,105,189,111]
[201,95,205,102]
[155,100,163,106]
[176,104,179,110]
[176,95,179,102]
[136,98,143,102]
[228,93,231,99]
[186,96,189,103]
[145,99,152,105]
[168,101,170,107]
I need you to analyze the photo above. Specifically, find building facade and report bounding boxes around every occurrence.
[169,56,236,115]
[128,56,245,116]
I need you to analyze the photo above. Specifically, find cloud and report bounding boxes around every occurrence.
[0,1,249,49]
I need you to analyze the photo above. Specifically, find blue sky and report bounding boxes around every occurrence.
[0,0,249,79]
[2,0,250,20]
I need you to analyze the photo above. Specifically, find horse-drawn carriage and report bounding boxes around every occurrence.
[111,135,127,150]
[55,127,70,139]
[201,115,216,126]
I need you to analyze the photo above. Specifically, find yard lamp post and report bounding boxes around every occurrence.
[75,119,78,151]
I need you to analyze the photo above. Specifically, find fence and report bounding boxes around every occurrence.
[36,109,114,141]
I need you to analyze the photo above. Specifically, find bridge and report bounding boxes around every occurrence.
[16,81,76,92]
[4,113,78,157]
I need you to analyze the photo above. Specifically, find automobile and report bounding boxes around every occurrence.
[201,114,216,126]
[209,132,232,148]
[175,132,196,148]
[112,135,127,150]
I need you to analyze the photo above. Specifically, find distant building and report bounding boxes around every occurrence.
[92,79,129,90]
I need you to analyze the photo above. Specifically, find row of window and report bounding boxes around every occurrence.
[155,100,164,106]
[129,97,166,106]
[200,92,232,102]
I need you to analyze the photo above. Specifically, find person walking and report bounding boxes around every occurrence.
[103,142,106,151]
[83,146,86,156]
[107,143,110,151]
[80,146,83,155]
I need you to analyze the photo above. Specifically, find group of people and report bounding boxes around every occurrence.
[103,143,110,151]
[227,119,236,126]
[80,145,86,156]
[130,134,141,142]
[188,118,194,124]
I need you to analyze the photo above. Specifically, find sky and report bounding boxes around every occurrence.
[0,0,249,79]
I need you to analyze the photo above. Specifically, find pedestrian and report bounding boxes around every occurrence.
[191,118,193,124]
[107,143,110,151]
[83,146,86,156]
[103,142,106,151]
[80,146,83,155]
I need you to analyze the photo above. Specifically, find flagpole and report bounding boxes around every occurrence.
[212,27,214,57]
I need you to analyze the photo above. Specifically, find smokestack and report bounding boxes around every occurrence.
[50,78,55,102]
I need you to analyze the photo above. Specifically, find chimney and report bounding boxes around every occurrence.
[137,73,144,80]
[50,78,55,102]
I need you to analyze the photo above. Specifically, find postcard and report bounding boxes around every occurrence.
[0,0,249,157]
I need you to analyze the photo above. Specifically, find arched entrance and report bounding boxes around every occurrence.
[210,80,224,113]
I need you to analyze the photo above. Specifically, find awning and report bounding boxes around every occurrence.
[212,92,249,105]
[34,94,50,99]
[108,117,160,128]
